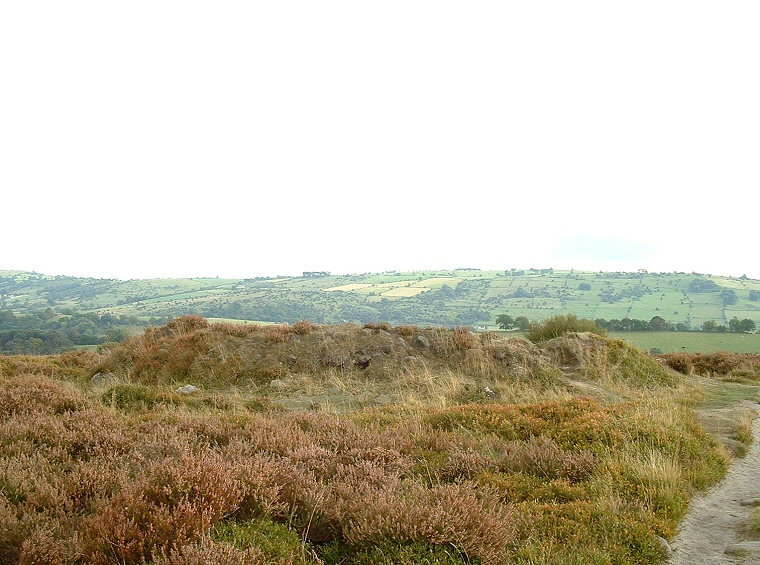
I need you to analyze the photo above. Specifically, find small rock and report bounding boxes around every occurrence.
[269,379,287,390]
[656,536,673,558]
[361,328,373,336]
[374,394,393,405]
[725,541,760,555]
[415,335,430,349]
[739,498,760,507]
[354,355,372,369]
[176,384,199,394]
[90,372,116,386]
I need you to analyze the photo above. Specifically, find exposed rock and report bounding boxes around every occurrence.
[415,335,430,349]
[361,328,373,336]
[740,498,760,507]
[656,536,673,559]
[724,541,760,555]
[176,384,199,394]
[374,394,393,405]
[90,372,116,386]
[269,379,287,390]
[354,355,372,369]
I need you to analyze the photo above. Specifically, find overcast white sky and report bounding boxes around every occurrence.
[1,2,758,280]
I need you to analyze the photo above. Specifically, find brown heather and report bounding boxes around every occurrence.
[0,318,740,564]
[661,351,760,381]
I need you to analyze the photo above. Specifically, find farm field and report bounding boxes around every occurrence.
[612,331,760,354]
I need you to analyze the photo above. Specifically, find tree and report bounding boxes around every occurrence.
[514,316,530,330]
[729,317,756,333]
[648,316,671,331]
[702,320,718,332]
[496,314,515,330]
[720,289,738,305]
[750,290,760,301]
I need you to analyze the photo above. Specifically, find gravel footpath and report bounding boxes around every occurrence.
[668,402,760,565]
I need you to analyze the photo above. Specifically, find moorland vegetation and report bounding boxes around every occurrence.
[2,315,759,564]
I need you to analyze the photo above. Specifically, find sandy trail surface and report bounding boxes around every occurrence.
[669,402,760,565]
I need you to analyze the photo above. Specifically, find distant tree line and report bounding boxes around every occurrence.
[702,318,757,333]
[497,313,757,334]
[0,309,150,355]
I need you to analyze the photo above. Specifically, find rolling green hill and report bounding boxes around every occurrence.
[2,268,760,353]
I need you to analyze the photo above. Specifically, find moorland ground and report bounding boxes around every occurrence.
[2,316,760,564]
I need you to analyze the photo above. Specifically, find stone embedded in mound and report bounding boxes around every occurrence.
[176,384,199,394]
[354,355,372,369]
[415,335,430,349]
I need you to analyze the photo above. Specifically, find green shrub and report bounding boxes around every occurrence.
[525,314,607,344]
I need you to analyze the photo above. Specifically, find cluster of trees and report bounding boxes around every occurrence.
[594,316,681,332]
[688,278,742,305]
[702,318,757,333]
[495,314,531,331]
[0,309,147,354]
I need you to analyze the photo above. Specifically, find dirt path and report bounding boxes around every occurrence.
[669,401,760,565]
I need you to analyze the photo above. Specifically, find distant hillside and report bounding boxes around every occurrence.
[2,268,760,354]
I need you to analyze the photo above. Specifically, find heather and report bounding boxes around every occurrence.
[0,318,743,564]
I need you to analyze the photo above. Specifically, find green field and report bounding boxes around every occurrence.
[612,331,760,354]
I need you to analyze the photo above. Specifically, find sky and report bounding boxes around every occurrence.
[1,2,758,280]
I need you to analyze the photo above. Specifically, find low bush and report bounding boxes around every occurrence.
[660,351,760,381]
[525,314,607,344]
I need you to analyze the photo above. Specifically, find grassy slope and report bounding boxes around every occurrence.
[2,318,757,564]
